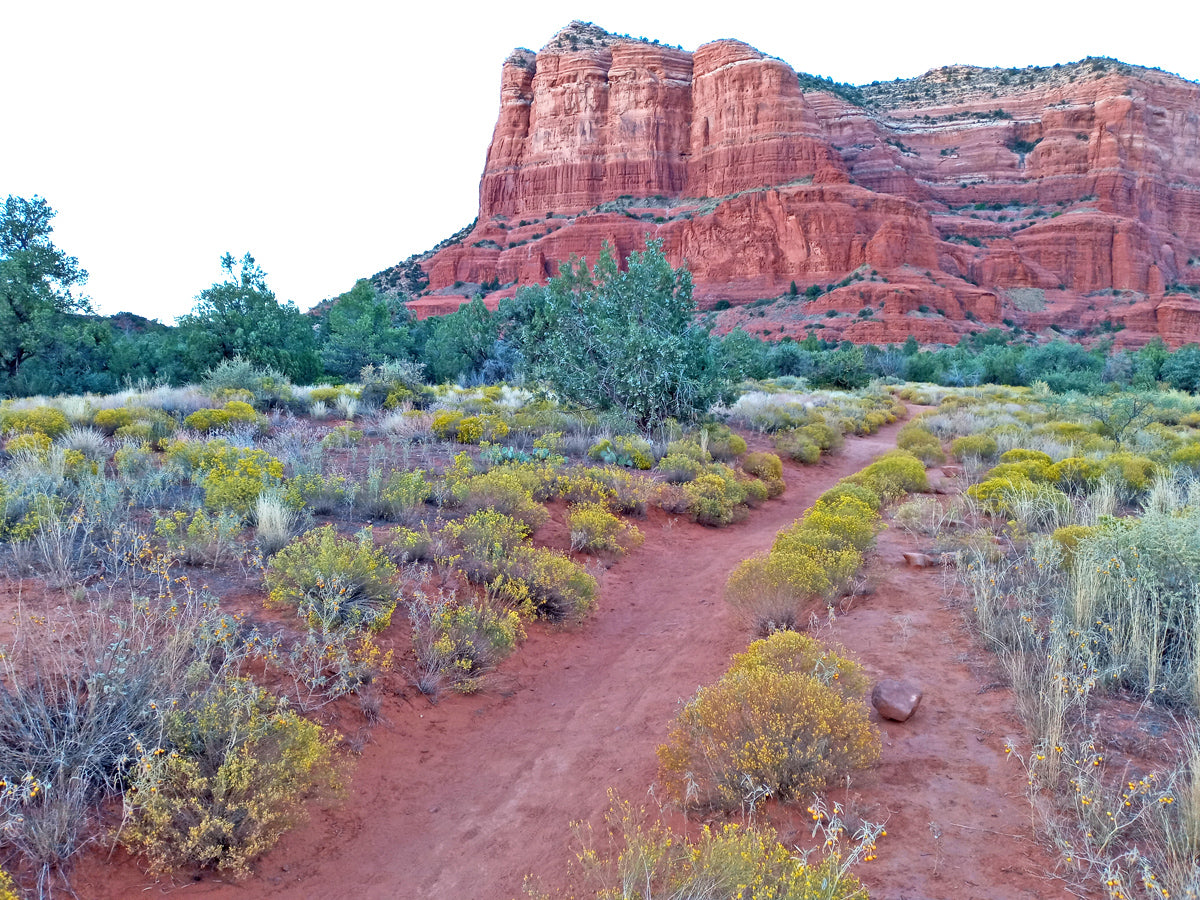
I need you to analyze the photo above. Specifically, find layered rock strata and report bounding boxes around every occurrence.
[377,22,1200,347]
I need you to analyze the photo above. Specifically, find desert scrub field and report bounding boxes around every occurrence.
[894,382,1200,898]
[2,361,896,896]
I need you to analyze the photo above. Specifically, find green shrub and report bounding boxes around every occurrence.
[849,451,928,499]
[1102,452,1159,494]
[154,507,243,566]
[408,591,524,695]
[657,657,879,811]
[440,510,530,581]
[697,424,747,461]
[587,434,655,469]
[0,868,15,900]
[897,424,945,466]
[93,406,135,434]
[430,409,464,440]
[265,526,398,631]
[774,430,820,465]
[320,425,363,448]
[285,473,351,515]
[798,421,843,452]
[567,502,644,556]
[684,469,748,527]
[183,401,263,434]
[818,482,882,511]
[5,431,51,457]
[120,678,340,877]
[951,433,999,461]
[1170,441,1200,471]
[742,451,785,497]
[725,551,839,633]
[656,452,706,483]
[983,459,1054,483]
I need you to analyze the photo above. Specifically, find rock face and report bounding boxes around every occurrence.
[380,22,1200,347]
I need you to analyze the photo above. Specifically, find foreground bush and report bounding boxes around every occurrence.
[658,633,879,812]
[848,451,928,499]
[120,678,340,876]
[566,502,644,556]
[265,526,398,631]
[538,794,871,900]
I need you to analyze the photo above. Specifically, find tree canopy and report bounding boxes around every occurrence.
[511,239,727,427]
[0,195,91,388]
[177,253,320,384]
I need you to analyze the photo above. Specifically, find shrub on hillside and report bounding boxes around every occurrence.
[897,423,945,466]
[848,451,928,499]
[950,433,999,462]
[0,406,70,439]
[742,451,785,497]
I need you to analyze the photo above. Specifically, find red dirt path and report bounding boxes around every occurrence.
[76,416,1078,900]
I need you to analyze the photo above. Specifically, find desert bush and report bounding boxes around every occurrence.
[729,630,871,699]
[655,451,706,483]
[0,406,70,439]
[984,459,1054,483]
[567,502,644,556]
[183,400,263,434]
[798,421,844,453]
[440,509,530,582]
[848,451,928,499]
[818,482,882,511]
[119,678,340,877]
[549,794,873,900]
[200,449,284,516]
[5,431,52,458]
[58,426,108,461]
[725,551,838,634]
[1046,457,1104,492]
[0,598,247,893]
[591,468,655,516]
[504,546,598,620]
[951,433,999,462]
[683,469,749,527]
[783,495,880,553]
[354,468,432,522]
[0,869,15,900]
[553,467,618,506]
[460,469,548,530]
[408,590,523,696]
[284,472,351,515]
[265,526,398,631]
[1102,452,1159,495]
[154,507,243,566]
[966,474,1070,531]
[999,448,1054,466]
[320,424,363,449]
[93,406,135,434]
[657,650,879,811]
[774,429,821,464]
[742,451,785,497]
[897,423,945,466]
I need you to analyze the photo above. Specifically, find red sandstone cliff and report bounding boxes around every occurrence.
[376,22,1200,347]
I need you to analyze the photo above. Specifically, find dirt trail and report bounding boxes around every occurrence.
[79,415,1070,899]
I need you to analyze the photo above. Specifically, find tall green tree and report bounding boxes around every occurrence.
[511,240,727,427]
[319,278,414,379]
[0,195,91,389]
[177,253,319,383]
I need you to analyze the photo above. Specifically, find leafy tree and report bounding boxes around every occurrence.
[512,240,727,427]
[1162,344,1200,393]
[319,278,414,379]
[422,296,499,383]
[177,253,319,383]
[0,195,90,388]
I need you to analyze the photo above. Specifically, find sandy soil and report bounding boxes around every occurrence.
[66,416,1083,900]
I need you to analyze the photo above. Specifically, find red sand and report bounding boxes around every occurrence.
[69,417,1082,899]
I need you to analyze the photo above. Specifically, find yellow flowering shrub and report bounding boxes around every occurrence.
[120,678,340,877]
[587,434,655,469]
[1170,440,1200,471]
[183,400,263,434]
[657,664,880,811]
[683,468,750,527]
[440,509,530,581]
[93,406,136,434]
[461,469,548,529]
[201,450,285,516]
[154,507,243,566]
[729,630,870,699]
[897,423,945,466]
[409,591,524,695]
[0,405,69,438]
[265,525,398,631]
[1102,452,1159,494]
[431,409,464,440]
[1046,456,1104,491]
[742,451,785,498]
[567,502,644,556]
[284,472,351,514]
[554,467,618,505]
[5,431,51,457]
[552,794,870,900]
[774,429,821,465]
[848,451,928,499]
[0,867,15,900]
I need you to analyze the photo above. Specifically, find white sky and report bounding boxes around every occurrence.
[4,1,1197,323]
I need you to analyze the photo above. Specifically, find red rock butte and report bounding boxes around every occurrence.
[374,21,1200,347]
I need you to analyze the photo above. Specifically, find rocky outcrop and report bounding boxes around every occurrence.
[378,22,1200,347]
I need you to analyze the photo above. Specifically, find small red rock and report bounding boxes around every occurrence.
[902,552,934,568]
[872,680,923,722]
